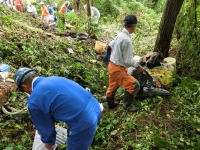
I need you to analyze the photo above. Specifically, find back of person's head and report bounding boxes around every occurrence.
[124,14,140,28]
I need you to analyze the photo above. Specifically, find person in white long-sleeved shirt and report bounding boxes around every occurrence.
[84,4,100,24]
[27,2,37,18]
[106,14,143,112]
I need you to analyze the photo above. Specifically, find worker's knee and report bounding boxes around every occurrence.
[132,80,140,95]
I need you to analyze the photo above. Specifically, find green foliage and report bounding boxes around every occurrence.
[126,1,144,13]
[0,1,200,150]
[56,11,102,36]
[154,136,170,148]
[93,0,120,23]
[55,12,66,33]
[137,0,165,13]
[91,76,200,149]
[173,77,200,101]
[0,113,34,149]
[174,0,200,80]
[64,11,86,33]
[87,22,102,37]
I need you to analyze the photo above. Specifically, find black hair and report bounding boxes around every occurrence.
[124,23,135,28]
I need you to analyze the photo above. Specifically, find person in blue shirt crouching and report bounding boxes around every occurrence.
[14,67,103,150]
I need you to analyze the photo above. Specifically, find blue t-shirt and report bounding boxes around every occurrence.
[48,7,54,15]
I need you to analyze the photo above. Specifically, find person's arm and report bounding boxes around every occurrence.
[28,107,56,145]
[46,6,49,14]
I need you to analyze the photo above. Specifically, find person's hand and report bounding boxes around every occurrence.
[44,143,56,150]
[136,65,143,74]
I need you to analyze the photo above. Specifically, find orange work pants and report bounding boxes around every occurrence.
[15,5,23,12]
[106,62,139,97]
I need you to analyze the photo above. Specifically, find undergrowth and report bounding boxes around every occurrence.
[0,1,200,150]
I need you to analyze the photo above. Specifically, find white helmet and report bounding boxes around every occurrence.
[40,1,44,5]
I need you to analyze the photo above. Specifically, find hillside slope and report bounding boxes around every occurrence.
[0,3,200,150]
[0,5,106,89]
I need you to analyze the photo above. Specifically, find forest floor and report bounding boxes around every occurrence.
[1,4,199,150]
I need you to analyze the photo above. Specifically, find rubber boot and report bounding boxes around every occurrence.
[106,97,119,109]
[106,87,119,109]
[123,91,139,112]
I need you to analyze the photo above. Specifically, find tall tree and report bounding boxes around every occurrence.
[85,0,91,35]
[86,0,91,17]
[154,0,184,59]
[194,0,198,43]
[74,0,80,12]
[174,0,200,79]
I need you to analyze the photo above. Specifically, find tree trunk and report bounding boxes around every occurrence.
[194,0,198,43]
[154,0,184,59]
[86,0,91,17]
[73,0,80,12]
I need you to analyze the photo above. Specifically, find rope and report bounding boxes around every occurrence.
[2,105,28,115]
[1,93,30,115]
